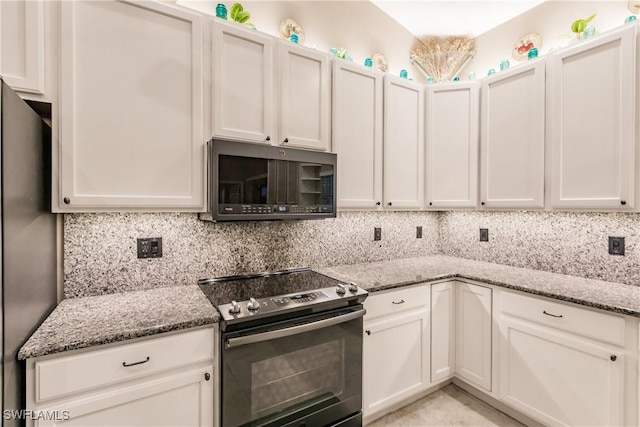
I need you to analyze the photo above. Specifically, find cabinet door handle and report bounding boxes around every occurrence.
[392,299,405,305]
[376,201,381,206]
[543,310,563,318]
[204,372,211,381]
[265,136,271,141]
[283,137,289,143]
[365,330,371,336]
[621,200,627,205]
[122,356,150,367]
[387,202,392,206]
[610,355,617,361]
[63,197,71,205]
[481,202,485,206]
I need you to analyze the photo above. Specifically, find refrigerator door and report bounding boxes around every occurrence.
[1,80,57,426]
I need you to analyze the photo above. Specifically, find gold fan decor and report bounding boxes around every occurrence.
[410,36,475,82]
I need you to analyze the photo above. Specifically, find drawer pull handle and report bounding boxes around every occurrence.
[610,355,617,362]
[122,356,150,367]
[365,330,371,336]
[543,310,563,318]
[205,372,211,381]
[392,299,405,305]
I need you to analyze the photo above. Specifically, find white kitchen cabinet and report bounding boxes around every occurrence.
[212,20,273,144]
[332,61,383,209]
[383,76,425,209]
[480,59,546,209]
[0,0,45,96]
[549,24,636,210]
[455,282,492,391]
[363,285,430,421]
[278,42,331,151]
[27,328,216,427]
[499,292,625,426]
[425,82,479,209]
[56,0,207,211]
[430,282,455,383]
[212,20,331,151]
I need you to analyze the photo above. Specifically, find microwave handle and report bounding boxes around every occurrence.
[225,309,365,349]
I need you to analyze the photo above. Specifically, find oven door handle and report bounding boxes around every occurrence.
[225,309,365,349]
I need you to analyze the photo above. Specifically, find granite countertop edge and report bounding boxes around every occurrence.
[366,273,639,318]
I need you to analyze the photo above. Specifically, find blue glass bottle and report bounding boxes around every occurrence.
[215,3,227,19]
[400,70,408,79]
[290,33,299,43]
[364,58,373,68]
[527,48,538,60]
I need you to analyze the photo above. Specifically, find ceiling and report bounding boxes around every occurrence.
[370,0,547,38]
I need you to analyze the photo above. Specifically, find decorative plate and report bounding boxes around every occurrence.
[371,52,388,72]
[279,19,305,45]
[629,0,640,14]
[512,32,542,61]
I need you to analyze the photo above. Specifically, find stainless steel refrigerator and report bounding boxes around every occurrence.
[0,79,58,426]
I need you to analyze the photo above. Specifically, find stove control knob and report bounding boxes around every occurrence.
[247,297,260,311]
[348,282,358,293]
[336,284,346,295]
[229,300,241,315]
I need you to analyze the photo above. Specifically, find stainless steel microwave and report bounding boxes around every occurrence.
[201,139,337,221]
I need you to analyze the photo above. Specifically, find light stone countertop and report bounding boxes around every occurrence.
[317,255,640,317]
[18,285,219,360]
[19,255,640,360]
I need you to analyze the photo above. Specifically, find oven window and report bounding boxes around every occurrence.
[251,340,344,420]
[221,312,362,427]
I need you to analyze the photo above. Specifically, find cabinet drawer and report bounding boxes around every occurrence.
[35,328,214,402]
[365,285,429,321]
[501,292,625,346]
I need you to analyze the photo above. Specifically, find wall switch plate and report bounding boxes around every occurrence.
[609,236,625,255]
[479,228,489,242]
[137,237,163,258]
[374,227,382,241]
[416,226,423,239]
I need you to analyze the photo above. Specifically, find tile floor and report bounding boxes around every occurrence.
[366,384,525,427]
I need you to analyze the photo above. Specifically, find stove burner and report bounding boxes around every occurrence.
[197,268,368,329]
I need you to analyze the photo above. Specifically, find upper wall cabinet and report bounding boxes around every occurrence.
[333,61,383,209]
[0,0,45,97]
[425,82,479,209]
[56,0,207,211]
[278,42,331,151]
[212,20,331,151]
[548,25,636,210]
[383,76,425,209]
[480,59,546,209]
[212,20,273,144]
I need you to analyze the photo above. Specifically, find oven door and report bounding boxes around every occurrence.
[221,306,364,427]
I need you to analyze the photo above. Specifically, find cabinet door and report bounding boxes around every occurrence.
[36,366,214,427]
[480,60,546,209]
[383,76,425,209]
[212,20,273,144]
[279,43,330,151]
[363,308,430,418]
[499,318,623,426]
[426,83,479,209]
[549,25,636,209]
[456,282,492,391]
[0,0,45,95]
[332,61,383,209]
[57,1,206,211]
[431,282,455,383]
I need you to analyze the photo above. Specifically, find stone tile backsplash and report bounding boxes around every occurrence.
[439,211,640,286]
[64,210,640,297]
[64,211,439,297]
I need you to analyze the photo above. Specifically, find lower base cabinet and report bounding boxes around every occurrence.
[499,318,624,426]
[26,328,216,427]
[363,284,430,420]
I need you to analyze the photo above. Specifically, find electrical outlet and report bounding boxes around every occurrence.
[609,236,625,255]
[137,237,163,258]
[374,227,381,241]
[416,226,423,239]
[479,228,489,242]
